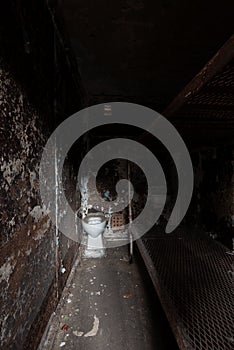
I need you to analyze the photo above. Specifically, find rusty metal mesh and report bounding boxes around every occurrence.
[137,233,234,350]
[174,60,234,122]
[206,62,234,89]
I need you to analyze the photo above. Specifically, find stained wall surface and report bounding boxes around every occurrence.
[0,1,85,348]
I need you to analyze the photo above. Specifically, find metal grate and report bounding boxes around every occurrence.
[187,91,234,107]
[172,108,234,122]
[163,34,234,128]
[175,59,234,123]
[206,63,234,89]
[112,213,125,230]
[137,233,234,350]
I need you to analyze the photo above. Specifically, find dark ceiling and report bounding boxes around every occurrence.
[61,0,234,111]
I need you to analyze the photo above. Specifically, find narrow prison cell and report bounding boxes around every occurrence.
[0,1,233,350]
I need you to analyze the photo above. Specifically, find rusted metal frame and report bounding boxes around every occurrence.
[163,35,234,118]
[137,234,234,350]
[136,238,189,350]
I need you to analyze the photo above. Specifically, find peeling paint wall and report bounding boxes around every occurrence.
[0,1,85,349]
[0,63,57,350]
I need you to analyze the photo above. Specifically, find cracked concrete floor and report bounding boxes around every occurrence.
[41,246,178,350]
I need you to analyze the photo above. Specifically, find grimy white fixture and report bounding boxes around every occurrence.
[82,212,107,258]
[79,175,107,258]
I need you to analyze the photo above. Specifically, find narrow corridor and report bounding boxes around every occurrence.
[40,246,178,350]
[1,2,234,350]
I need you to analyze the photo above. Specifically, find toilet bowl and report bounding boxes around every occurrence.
[82,212,106,257]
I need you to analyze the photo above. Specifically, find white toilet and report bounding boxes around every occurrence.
[82,212,107,258]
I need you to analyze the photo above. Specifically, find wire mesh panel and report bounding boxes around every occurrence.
[137,233,234,350]
[171,59,234,123]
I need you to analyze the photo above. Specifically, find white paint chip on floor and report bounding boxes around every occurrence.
[84,315,99,337]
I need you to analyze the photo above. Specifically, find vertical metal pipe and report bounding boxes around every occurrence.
[128,161,133,224]
[54,137,59,299]
[128,161,133,262]
[52,4,59,299]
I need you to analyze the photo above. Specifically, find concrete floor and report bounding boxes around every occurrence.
[40,246,178,350]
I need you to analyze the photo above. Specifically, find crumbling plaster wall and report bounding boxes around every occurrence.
[0,1,85,349]
[0,61,59,350]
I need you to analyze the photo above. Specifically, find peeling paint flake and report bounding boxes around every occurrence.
[73,330,84,337]
[0,256,16,284]
[29,205,50,240]
[1,158,24,185]
[84,315,99,337]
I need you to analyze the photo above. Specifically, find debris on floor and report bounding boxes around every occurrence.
[40,246,178,350]
[123,292,132,299]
